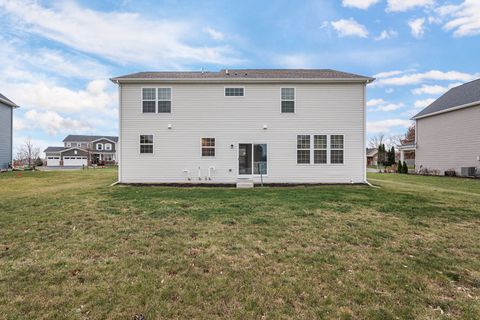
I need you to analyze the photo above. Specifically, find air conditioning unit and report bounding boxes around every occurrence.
[461,167,476,177]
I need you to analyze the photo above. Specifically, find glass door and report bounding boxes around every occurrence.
[239,144,267,175]
[239,144,252,175]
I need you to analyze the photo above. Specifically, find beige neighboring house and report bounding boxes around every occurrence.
[111,69,374,186]
[410,79,480,177]
[366,148,378,166]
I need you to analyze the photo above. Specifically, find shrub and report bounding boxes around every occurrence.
[397,160,402,174]
[445,169,457,177]
[402,161,409,174]
[35,157,43,167]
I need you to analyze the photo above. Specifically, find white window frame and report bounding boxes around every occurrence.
[157,87,172,113]
[224,86,245,97]
[139,134,154,155]
[105,143,112,151]
[280,87,295,114]
[330,134,345,165]
[236,142,269,177]
[296,134,311,165]
[201,138,216,157]
[313,135,328,165]
[96,143,104,151]
[142,87,157,113]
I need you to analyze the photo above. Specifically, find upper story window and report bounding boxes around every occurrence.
[296,135,310,164]
[201,138,215,157]
[157,88,172,113]
[96,143,104,151]
[330,135,344,164]
[142,88,156,113]
[105,143,112,151]
[281,88,295,113]
[225,87,244,97]
[140,135,154,154]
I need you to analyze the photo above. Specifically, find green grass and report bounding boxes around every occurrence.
[1,169,480,319]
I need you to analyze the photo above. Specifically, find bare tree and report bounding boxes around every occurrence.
[16,137,40,169]
[368,133,386,149]
[401,124,415,145]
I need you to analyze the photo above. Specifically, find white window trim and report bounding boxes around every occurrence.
[141,87,173,114]
[105,143,112,151]
[96,143,104,151]
[330,134,345,165]
[200,137,216,158]
[224,86,245,97]
[295,134,345,166]
[139,134,155,155]
[280,87,296,114]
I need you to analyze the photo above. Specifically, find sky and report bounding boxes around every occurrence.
[0,0,479,155]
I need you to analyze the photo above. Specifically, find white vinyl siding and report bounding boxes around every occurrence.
[119,83,366,183]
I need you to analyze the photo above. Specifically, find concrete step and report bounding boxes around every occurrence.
[236,179,254,188]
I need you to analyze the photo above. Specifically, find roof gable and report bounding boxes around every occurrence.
[413,78,480,119]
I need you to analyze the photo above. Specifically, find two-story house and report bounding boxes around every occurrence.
[111,69,374,186]
[44,134,118,167]
[0,93,19,170]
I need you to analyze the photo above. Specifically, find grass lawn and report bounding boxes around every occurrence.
[1,169,480,319]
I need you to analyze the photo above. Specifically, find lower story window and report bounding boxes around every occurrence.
[201,138,215,157]
[330,135,344,164]
[314,135,327,164]
[140,135,154,154]
[297,135,310,164]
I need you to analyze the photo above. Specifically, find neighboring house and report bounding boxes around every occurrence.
[411,79,480,176]
[111,69,374,185]
[44,135,118,167]
[366,148,378,166]
[0,93,19,170]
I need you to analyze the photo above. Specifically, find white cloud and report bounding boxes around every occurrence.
[342,0,381,10]
[331,18,369,38]
[408,18,426,39]
[386,0,435,12]
[411,83,461,95]
[373,70,405,78]
[4,80,115,114]
[0,0,239,67]
[372,70,479,87]
[367,119,412,133]
[376,103,404,112]
[367,98,386,107]
[374,29,398,40]
[273,54,314,68]
[204,27,224,41]
[437,0,480,37]
[15,110,93,136]
[414,98,435,109]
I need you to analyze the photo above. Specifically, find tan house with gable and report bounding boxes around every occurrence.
[411,79,480,177]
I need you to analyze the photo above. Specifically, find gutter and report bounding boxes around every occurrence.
[109,77,375,84]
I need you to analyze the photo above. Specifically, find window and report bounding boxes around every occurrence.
[96,143,103,151]
[158,88,171,113]
[142,88,156,113]
[314,135,327,164]
[66,143,71,147]
[225,87,244,96]
[297,135,310,164]
[201,138,215,157]
[281,88,295,113]
[330,135,344,164]
[140,135,154,154]
[105,143,112,151]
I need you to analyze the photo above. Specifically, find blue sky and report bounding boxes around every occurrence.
[0,0,479,154]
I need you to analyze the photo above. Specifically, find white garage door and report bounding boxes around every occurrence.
[47,156,60,166]
[63,156,88,166]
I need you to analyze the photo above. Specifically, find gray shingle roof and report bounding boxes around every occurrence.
[366,148,378,156]
[413,78,480,119]
[62,135,118,142]
[0,93,19,108]
[44,147,67,153]
[112,69,373,82]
